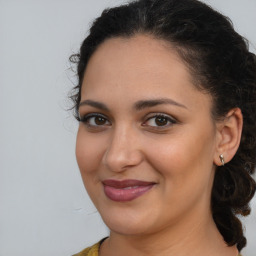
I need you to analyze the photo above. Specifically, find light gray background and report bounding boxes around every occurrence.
[0,0,255,255]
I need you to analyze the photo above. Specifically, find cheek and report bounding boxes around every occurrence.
[75,126,104,177]
[76,127,107,201]
[145,126,216,186]
[145,131,215,216]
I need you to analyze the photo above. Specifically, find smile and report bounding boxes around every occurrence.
[102,179,156,202]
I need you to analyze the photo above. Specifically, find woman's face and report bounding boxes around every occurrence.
[76,35,219,236]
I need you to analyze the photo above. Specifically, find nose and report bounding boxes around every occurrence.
[102,126,144,172]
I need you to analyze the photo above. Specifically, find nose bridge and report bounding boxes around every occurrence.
[103,123,143,171]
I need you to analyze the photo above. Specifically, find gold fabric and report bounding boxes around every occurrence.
[73,240,101,256]
[73,239,242,256]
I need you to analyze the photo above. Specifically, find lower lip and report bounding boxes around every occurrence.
[103,184,155,202]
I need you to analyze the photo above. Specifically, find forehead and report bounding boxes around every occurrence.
[81,34,212,113]
[83,34,191,86]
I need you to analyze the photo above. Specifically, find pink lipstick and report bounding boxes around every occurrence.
[102,179,155,202]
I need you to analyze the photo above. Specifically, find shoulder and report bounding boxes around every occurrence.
[72,241,101,256]
[73,238,107,256]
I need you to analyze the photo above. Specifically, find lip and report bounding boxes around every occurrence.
[102,179,156,202]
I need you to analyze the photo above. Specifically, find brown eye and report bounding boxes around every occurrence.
[144,114,176,128]
[80,114,111,127]
[94,116,107,125]
[155,116,168,126]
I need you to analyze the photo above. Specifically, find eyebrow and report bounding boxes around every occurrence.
[79,100,109,111]
[134,98,187,111]
[79,98,187,111]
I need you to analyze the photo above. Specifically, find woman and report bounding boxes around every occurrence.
[70,0,256,255]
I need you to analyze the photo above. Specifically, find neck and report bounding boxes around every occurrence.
[100,210,238,256]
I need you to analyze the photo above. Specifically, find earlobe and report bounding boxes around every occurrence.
[214,108,243,166]
[219,154,225,166]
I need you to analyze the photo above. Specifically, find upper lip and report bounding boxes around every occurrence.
[102,179,156,188]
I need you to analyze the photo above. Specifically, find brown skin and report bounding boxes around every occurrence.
[76,35,242,256]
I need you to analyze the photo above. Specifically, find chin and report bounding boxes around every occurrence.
[101,209,155,235]
[105,219,151,236]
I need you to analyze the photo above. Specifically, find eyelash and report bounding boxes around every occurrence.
[79,113,111,128]
[144,114,177,128]
[79,113,177,130]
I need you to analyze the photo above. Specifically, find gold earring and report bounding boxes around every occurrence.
[219,154,225,166]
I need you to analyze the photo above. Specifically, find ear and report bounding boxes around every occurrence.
[213,108,243,166]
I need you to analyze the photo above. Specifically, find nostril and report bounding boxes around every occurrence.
[102,146,144,172]
[102,128,144,171]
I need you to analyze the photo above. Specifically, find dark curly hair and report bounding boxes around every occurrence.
[70,0,256,251]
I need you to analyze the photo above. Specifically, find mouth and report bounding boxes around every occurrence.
[102,179,156,202]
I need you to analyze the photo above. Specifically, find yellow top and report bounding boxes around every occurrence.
[73,239,242,256]
[73,239,104,256]
[73,241,101,256]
